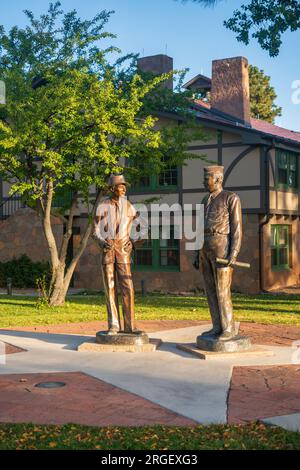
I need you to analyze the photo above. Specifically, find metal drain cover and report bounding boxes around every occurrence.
[35,381,66,389]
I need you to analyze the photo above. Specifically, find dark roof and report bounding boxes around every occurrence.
[250,118,300,145]
[183,74,212,91]
[192,99,300,147]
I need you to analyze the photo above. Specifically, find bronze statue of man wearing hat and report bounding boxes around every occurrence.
[194,165,242,340]
[93,174,143,335]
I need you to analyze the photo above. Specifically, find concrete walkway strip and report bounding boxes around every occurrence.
[262,413,300,432]
[0,325,297,425]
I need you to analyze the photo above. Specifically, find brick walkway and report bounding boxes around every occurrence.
[228,365,300,424]
[2,321,300,426]
[0,372,197,427]
[3,342,26,355]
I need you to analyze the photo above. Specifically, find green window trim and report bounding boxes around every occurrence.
[132,226,180,272]
[52,187,74,209]
[130,167,179,193]
[270,224,290,271]
[276,149,298,191]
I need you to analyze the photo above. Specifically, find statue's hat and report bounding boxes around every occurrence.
[204,165,224,175]
[108,174,128,187]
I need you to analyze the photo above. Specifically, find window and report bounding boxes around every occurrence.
[133,225,179,271]
[276,150,298,190]
[270,225,290,270]
[52,187,73,209]
[132,157,178,191]
[158,166,178,187]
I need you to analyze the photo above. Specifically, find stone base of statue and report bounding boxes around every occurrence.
[176,330,276,360]
[196,333,252,353]
[176,341,274,360]
[77,330,161,353]
[96,330,149,346]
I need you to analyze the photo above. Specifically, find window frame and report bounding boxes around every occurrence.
[132,225,180,272]
[52,187,74,209]
[131,167,179,192]
[276,149,299,192]
[270,224,290,271]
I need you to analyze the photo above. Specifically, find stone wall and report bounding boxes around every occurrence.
[0,208,63,263]
[73,217,102,290]
[232,213,260,294]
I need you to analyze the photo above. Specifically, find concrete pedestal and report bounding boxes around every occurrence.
[78,331,161,353]
[96,330,149,346]
[196,333,252,353]
[176,342,274,360]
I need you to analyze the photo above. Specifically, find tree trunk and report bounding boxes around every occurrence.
[48,263,67,307]
[48,253,78,306]
[42,188,103,307]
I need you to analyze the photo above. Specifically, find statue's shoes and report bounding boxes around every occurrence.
[202,328,221,337]
[131,329,144,335]
[218,331,236,341]
[123,329,144,335]
[107,328,119,335]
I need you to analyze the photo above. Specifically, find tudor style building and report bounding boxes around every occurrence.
[127,55,300,294]
[1,54,300,294]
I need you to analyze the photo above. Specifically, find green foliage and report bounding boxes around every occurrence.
[0,2,207,305]
[0,422,300,450]
[180,0,220,5]
[0,2,205,205]
[224,0,300,57]
[180,0,300,56]
[35,273,51,308]
[249,65,282,123]
[0,254,50,288]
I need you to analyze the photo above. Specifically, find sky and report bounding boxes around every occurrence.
[1,0,300,131]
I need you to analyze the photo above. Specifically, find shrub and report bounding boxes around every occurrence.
[0,254,51,288]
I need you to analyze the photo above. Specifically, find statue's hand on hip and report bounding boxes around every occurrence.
[124,239,133,251]
[99,239,113,250]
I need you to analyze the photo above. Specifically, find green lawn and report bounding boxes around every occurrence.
[0,292,299,327]
[0,422,299,450]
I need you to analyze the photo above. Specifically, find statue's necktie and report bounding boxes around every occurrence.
[206,194,213,215]
[115,203,120,236]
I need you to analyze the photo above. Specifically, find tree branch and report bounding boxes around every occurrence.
[42,180,60,268]
[63,189,103,286]
[59,190,78,262]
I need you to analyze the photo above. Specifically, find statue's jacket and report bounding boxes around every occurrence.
[201,189,242,260]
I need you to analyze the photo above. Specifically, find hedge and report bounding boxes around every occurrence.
[0,254,51,288]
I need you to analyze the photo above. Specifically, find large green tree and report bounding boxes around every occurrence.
[248,65,282,122]
[180,0,300,56]
[0,2,205,306]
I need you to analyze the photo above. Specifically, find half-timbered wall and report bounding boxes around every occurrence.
[268,147,300,214]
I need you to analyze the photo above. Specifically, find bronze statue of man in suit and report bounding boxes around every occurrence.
[194,165,242,340]
[93,175,144,335]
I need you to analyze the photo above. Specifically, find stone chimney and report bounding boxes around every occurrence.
[137,54,173,90]
[211,57,251,126]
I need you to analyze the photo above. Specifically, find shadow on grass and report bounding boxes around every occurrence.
[0,295,106,309]
[0,301,37,308]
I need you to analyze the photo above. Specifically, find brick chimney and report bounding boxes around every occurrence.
[137,54,173,90]
[211,57,251,126]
